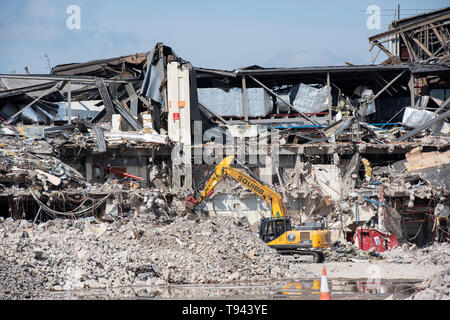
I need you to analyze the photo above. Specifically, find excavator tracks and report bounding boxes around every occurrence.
[277,249,326,263]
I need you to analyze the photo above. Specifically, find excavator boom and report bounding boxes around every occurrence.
[187,156,287,219]
[186,156,331,263]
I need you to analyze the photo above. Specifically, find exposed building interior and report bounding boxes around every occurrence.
[0,8,449,252]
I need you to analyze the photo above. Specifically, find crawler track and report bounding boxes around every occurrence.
[277,249,325,263]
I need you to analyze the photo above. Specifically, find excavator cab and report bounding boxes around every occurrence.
[259,218,291,243]
[260,217,329,263]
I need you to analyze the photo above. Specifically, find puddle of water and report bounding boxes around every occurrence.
[276,280,418,300]
[49,279,419,300]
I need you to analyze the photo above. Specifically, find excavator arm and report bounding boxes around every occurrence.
[186,155,331,263]
[186,155,287,219]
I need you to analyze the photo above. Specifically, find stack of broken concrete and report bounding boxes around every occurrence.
[0,213,314,300]
[384,242,449,299]
[405,269,450,300]
[373,145,450,199]
[323,241,382,262]
[380,242,449,266]
[0,135,86,191]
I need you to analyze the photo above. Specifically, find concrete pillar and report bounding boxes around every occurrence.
[167,61,193,189]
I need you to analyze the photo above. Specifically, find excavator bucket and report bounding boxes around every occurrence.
[184,196,197,214]
[185,202,196,212]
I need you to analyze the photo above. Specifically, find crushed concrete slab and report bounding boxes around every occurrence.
[0,214,316,299]
[405,269,450,300]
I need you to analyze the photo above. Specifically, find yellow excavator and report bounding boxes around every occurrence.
[186,155,331,263]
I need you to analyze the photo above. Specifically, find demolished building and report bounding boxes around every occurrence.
[0,9,449,254]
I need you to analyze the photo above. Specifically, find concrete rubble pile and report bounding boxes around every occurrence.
[0,214,312,300]
[384,242,449,300]
[0,135,86,191]
[381,242,449,266]
[405,270,450,300]
[386,267,450,300]
[323,241,382,262]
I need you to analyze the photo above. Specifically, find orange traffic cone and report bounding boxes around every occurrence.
[320,266,331,300]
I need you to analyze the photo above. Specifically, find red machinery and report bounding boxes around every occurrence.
[356,228,398,252]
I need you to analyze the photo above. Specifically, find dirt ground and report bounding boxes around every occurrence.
[301,261,445,281]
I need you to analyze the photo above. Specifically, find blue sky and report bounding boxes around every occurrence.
[0,0,448,74]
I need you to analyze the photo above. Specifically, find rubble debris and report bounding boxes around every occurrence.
[397,108,450,142]
[0,135,87,189]
[404,147,450,172]
[0,214,314,299]
[323,241,382,262]
[405,269,450,300]
[383,242,450,300]
[380,242,449,266]
[104,132,168,145]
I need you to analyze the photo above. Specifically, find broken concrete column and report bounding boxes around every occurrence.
[171,144,192,190]
[342,152,361,197]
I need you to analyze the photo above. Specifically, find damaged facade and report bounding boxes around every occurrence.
[0,9,449,256]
